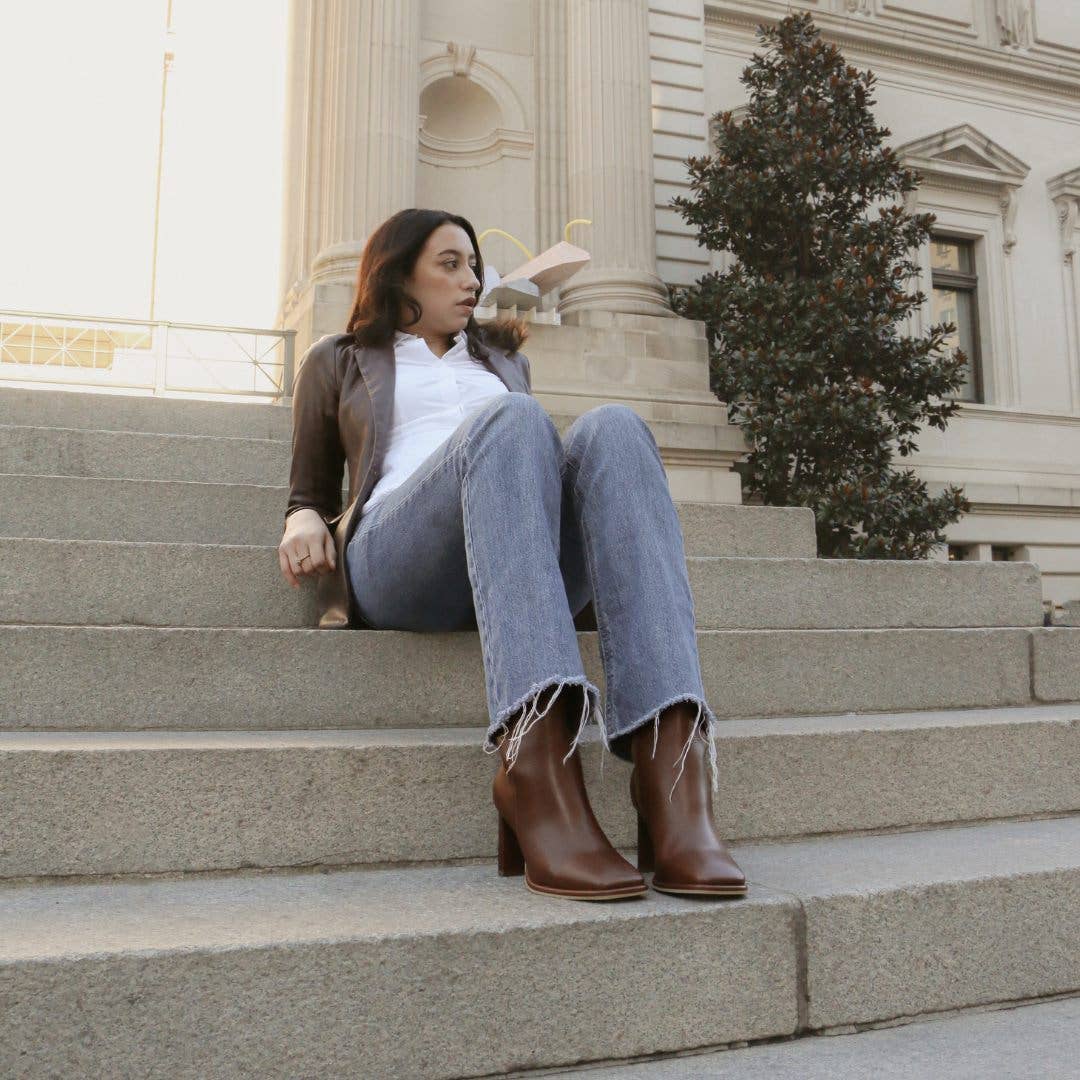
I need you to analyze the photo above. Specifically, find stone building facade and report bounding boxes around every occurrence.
[277,0,1080,609]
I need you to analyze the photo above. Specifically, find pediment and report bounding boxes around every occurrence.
[894,124,1029,190]
[1048,165,1080,202]
[936,145,995,168]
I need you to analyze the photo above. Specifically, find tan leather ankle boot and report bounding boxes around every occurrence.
[492,684,647,901]
[629,703,747,897]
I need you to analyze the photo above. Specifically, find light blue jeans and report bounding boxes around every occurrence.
[345,393,719,797]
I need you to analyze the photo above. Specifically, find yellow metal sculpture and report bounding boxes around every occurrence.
[476,220,593,310]
[476,219,592,262]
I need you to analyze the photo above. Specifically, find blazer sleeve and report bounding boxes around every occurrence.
[284,338,346,529]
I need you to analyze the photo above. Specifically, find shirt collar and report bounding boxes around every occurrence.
[394,328,467,349]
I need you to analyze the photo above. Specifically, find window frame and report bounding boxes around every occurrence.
[895,125,1029,409]
[909,204,1012,407]
[929,231,984,404]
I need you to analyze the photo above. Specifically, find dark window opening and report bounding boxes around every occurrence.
[930,234,983,404]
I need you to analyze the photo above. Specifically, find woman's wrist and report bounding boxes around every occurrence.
[285,507,327,530]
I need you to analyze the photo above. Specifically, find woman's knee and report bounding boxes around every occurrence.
[471,392,559,447]
[568,402,654,446]
[494,391,552,422]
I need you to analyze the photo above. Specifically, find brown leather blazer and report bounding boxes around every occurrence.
[284,331,536,629]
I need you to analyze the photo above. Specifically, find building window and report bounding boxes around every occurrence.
[947,543,974,561]
[930,234,982,403]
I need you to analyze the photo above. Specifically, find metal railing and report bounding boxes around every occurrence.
[0,310,296,400]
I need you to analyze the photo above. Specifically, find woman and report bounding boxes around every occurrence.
[279,208,747,903]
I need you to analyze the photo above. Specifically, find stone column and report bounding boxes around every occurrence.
[558,0,672,321]
[534,0,569,294]
[279,0,421,350]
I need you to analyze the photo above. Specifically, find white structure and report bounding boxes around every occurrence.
[278,0,1080,610]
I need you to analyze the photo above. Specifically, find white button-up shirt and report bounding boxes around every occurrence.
[359,328,510,518]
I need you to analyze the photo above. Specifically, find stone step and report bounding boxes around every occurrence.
[0,423,289,486]
[0,381,743,452]
[4,814,1077,1077]
[542,996,1080,1079]
[0,374,752,507]
[4,704,1076,879]
[0,537,1042,629]
[0,411,736,492]
[0,382,293,440]
[3,623,1067,732]
[0,471,817,554]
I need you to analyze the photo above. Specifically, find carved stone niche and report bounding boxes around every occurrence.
[418,42,533,168]
[894,123,1029,251]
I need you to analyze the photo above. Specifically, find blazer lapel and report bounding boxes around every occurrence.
[364,341,396,484]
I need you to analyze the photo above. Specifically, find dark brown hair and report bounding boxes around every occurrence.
[345,208,529,365]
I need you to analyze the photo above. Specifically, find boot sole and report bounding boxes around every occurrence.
[524,868,649,901]
[648,879,748,897]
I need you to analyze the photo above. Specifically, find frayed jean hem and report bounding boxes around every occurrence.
[608,693,720,801]
[482,675,606,775]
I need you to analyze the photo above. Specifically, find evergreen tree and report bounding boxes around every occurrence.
[669,11,970,559]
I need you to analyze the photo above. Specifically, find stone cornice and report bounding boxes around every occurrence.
[973,504,1080,517]
[951,402,1080,427]
[704,2,1080,105]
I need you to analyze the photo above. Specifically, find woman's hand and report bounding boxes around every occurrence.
[279,508,337,588]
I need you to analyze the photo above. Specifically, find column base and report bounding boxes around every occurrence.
[279,281,355,359]
[311,240,367,286]
[558,269,674,321]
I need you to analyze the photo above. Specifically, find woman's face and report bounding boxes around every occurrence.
[399,223,482,346]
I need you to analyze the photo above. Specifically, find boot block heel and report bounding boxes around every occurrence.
[636,810,654,873]
[497,813,525,877]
